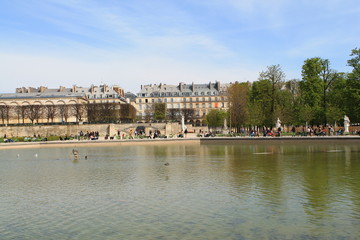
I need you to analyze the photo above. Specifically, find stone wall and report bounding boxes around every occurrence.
[0,123,209,138]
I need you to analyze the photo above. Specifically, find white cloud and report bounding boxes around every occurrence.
[0,52,257,94]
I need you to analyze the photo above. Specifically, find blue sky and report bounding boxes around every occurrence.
[0,0,359,93]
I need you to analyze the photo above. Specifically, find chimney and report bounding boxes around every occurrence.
[59,86,66,92]
[39,86,47,93]
[215,81,220,91]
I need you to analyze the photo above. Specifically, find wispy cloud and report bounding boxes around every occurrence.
[0,0,358,93]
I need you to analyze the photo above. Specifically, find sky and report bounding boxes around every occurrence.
[0,0,359,94]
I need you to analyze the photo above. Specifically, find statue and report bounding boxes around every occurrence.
[276,118,281,129]
[181,115,187,132]
[222,118,228,134]
[344,115,350,133]
[223,118,228,130]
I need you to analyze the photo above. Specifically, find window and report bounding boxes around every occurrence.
[196,97,199,102]
[208,97,211,101]
[196,103,199,108]
[202,97,205,101]
[171,98,174,102]
[202,103,205,108]
[139,99,142,103]
[183,98,186,102]
[152,99,154,103]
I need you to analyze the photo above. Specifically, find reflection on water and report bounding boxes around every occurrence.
[0,141,360,239]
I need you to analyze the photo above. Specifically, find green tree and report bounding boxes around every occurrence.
[153,103,166,121]
[300,57,339,124]
[346,48,360,122]
[327,74,347,124]
[120,103,137,122]
[275,89,296,125]
[100,103,118,123]
[206,109,227,128]
[249,79,272,126]
[256,64,285,126]
[227,82,249,132]
[248,101,265,127]
[284,79,301,125]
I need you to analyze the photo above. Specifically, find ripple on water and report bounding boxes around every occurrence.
[1,143,360,239]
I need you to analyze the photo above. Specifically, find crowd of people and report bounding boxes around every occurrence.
[1,125,360,143]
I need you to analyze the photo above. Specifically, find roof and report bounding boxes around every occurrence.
[0,92,86,99]
[137,82,229,97]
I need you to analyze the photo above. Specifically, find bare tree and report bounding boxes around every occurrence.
[60,105,70,123]
[167,108,181,122]
[0,105,11,125]
[27,105,43,124]
[15,105,28,124]
[181,108,195,122]
[144,104,153,122]
[71,103,86,122]
[45,105,57,123]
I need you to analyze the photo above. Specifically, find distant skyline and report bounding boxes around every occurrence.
[0,0,359,94]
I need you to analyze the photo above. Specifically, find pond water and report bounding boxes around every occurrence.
[1,141,360,239]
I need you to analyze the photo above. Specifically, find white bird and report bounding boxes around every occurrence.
[17,154,20,158]
[34,153,38,158]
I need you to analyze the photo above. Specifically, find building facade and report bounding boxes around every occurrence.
[135,81,229,125]
[0,84,127,124]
